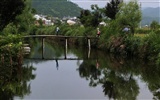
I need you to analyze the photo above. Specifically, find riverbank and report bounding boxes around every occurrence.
[59,25,160,65]
[0,34,23,66]
[32,25,160,65]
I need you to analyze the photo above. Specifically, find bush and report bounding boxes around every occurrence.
[0,34,23,66]
[124,36,141,56]
[142,32,160,59]
[135,29,152,34]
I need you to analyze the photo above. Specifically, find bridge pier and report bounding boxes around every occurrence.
[23,35,98,59]
[65,37,68,59]
[42,37,45,59]
[65,38,68,50]
[88,38,91,49]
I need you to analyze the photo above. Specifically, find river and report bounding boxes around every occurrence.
[11,38,160,100]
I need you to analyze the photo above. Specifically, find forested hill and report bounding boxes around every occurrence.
[31,0,82,18]
[142,7,160,26]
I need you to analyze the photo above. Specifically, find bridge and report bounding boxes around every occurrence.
[23,35,98,49]
[23,35,98,39]
[23,35,99,59]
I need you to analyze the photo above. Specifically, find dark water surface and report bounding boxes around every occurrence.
[13,38,160,100]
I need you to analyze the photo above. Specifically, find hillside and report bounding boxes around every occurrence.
[31,0,159,26]
[31,0,82,18]
[141,7,160,26]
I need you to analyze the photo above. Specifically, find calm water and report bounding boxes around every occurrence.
[11,38,160,100]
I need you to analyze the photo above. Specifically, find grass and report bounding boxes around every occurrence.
[134,33,148,38]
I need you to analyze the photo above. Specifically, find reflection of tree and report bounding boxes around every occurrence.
[25,37,160,99]
[77,55,140,100]
[102,80,116,99]
[0,51,36,100]
[77,60,101,87]
[74,47,160,100]
[140,65,160,100]
[100,69,139,100]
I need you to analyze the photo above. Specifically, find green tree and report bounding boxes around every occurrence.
[79,5,102,27]
[2,0,35,35]
[79,10,91,27]
[90,5,103,27]
[150,20,159,30]
[115,0,142,34]
[0,0,25,31]
[104,0,123,20]
[15,0,35,34]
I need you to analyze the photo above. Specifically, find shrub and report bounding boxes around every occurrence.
[135,29,152,34]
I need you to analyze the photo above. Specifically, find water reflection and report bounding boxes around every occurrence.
[20,38,160,99]
[78,53,160,99]
[0,50,36,100]
[77,56,139,100]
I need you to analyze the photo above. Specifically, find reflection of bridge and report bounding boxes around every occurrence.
[25,57,97,70]
[23,35,99,59]
[26,57,97,61]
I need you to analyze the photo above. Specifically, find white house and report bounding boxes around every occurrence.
[33,14,54,26]
[67,20,76,25]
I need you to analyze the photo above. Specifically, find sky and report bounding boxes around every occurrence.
[70,0,160,9]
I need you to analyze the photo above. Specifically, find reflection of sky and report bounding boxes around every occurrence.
[20,58,154,99]
[20,60,106,99]
[71,0,160,9]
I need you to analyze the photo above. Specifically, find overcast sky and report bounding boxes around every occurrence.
[70,0,160,9]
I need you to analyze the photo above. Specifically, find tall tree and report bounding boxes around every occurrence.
[14,0,35,34]
[79,10,91,27]
[0,0,25,31]
[79,5,102,27]
[115,0,142,34]
[104,0,123,20]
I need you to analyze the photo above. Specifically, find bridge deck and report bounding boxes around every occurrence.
[23,35,98,39]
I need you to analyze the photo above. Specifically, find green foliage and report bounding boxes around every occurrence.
[0,34,22,47]
[79,10,91,27]
[14,0,35,35]
[104,0,122,20]
[79,6,102,28]
[34,26,56,35]
[115,0,142,34]
[31,0,82,18]
[60,24,85,36]
[0,0,25,31]
[135,29,152,34]
[38,19,43,26]
[142,33,160,58]
[2,23,19,35]
[0,34,24,86]
[150,20,159,30]
[0,48,35,100]
[1,0,35,35]
[124,36,141,56]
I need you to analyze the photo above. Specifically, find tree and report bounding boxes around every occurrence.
[150,20,159,30]
[79,10,91,27]
[14,0,35,34]
[79,5,102,27]
[115,0,142,34]
[104,0,123,20]
[2,0,35,35]
[0,0,25,31]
